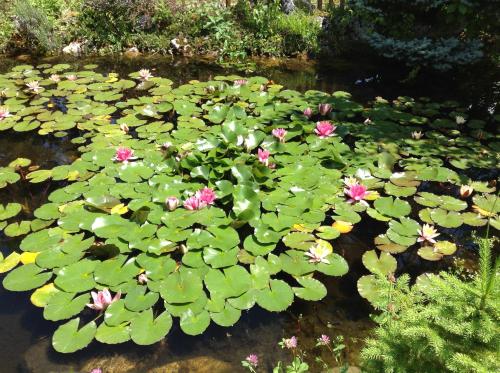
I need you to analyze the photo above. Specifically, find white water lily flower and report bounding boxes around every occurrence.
[343,176,359,187]
[456,115,466,125]
[26,81,42,93]
[305,240,332,264]
[417,224,440,244]
[412,131,423,139]
[356,169,373,180]
[0,106,12,121]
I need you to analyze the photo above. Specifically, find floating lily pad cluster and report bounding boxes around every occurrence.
[0,63,498,352]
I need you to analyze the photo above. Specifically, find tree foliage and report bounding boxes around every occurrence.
[361,236,500,373]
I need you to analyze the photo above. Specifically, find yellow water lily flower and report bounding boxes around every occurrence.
[20,251,39,264]
[365,190,380,200]
[332,220,353,233]
[292,223,314,233]
[110,203,128,215]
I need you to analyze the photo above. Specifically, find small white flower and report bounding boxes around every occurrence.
[412,131,423,140]
[456,115,466,125]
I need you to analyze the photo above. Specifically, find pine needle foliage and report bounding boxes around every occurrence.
[361,237,499,373]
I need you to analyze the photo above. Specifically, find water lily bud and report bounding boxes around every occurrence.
[412,131,423,140]
[180,244,188,254]
[364,118,372,125]
[459,185,473,198]
[318,103,332,116]
[119,123,129,133]
[138,273,148,284]
[303,107,313,118]
[166,196,179,211]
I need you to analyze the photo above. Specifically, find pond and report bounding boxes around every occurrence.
[0,55,497,373]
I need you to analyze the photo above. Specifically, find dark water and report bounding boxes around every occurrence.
[0,55,495,373]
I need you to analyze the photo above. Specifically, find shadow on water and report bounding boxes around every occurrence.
[0,54,496,372]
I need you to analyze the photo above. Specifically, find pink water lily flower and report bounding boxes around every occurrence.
[114,147,135,162]
[138,69,153,81]
[90,369,102,373]
[183,195,206,210]
[166,196,179,211]
[49,74,60,82]
[315,121,336,138]
[272,128,287,143]
[417,224,440,244]
[318,103,332,116]
[0,107,12,121]
[197,187,216,205]
[66,74,77,81]
[87,288,121,311]
[257,148,270,166]
[234,79,248,86]
[26,81,42,93]
[345,184,369,205]
[303,107,313,118]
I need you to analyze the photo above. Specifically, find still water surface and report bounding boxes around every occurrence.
[0,54,494,372]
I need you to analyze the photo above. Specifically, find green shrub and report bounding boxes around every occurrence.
[325,0,496,70]
[233,0,281,39]
[77,0,156,51]
[28,0,65,22]
[12,0,59,54]
[276,11,320,55]
[360,237,500,373]
[0,2,14,53]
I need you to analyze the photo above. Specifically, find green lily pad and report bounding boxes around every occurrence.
[0,203,22,220]
[130,309,172,345]
[52,318,96,353]
[179,309,211,336]
[210,303,242,327]
[362,250,396,276]
[3,263,51,291]
[124,285,159,312]
[374,197,411,218]
[95,323,131,344]
[256,279,294,312]
[292,277,327,301]
[160,270,204,303]
[44,292,90,321]
[54,260,97,292]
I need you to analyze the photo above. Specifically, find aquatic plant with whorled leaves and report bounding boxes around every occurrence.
[0,63,498,352]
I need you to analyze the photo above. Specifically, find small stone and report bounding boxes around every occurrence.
[148,356,234,373]
[124,47,141,59]
[62,41,83,56]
